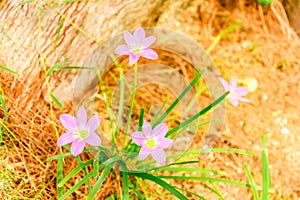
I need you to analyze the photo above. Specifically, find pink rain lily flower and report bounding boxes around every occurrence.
[57,106,102,156]
[115,27,158,66]
[218,76,250,107]
[131,120,174,164]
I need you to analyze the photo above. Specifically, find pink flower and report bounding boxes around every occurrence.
[57,106,102,156]
[131,120,174,164]
[115,27,158,66]
[218,76,250,107]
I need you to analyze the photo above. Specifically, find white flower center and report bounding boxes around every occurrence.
[145,139,156,149]
[132,48,142,54]
[74,129,89,140]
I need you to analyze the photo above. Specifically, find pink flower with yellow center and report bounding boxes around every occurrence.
[131,120,174,164]
[115,27,158,66]
[218,76,250,107]
[57,106,102,156]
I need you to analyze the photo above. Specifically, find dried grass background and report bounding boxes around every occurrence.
[0,0,300,199]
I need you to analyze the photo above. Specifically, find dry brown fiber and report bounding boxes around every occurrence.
[0,0,300,199]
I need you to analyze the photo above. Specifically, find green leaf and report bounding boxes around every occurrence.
[12,0,34,11]
[50,93,63,109]
[207,181,224,200]
[153,167,225,176]
[0,65,19,76]
[129,172,188,200]
[37,5,49,16]
[138,108,144,132]
[261,135,270,200]
[55,18,64,45]
[60,171,94,200]
[207,22,243,53]
[57,157,64,198]
[46,60,72,77]
[0,89,8,122]
[158,175,251,188]
[58,160,93,187]
[87,167,111,200]
[244,164,259,200]
[174,186,206,200]
[152,69,205,128]
[166,92,228,137]
[0,124,3,142]
[258,0,273,6]
[122,172,129,200]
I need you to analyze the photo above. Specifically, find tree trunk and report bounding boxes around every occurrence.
[283,0,300,36]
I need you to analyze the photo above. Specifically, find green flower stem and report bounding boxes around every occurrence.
[122,62,138,148]
[113,54,125,147]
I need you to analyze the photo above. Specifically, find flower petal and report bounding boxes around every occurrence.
[60,114,77,131]
[129,53,141,66]
[229,97,239,107]
[131,131,147,146]
[71,140,85,156]
[138,146,151,160]
[57,132,76,146]
[230,77,237,89]
[124,31,136,47]
[151,149,166,164]
[217,77,229,92]
[236,87,248,96]
[141,49,158,60]
[156,138,174,149]
[133,27,145,43]
[83,132,101,146]
[115,45,130,55]
[87,115,101,132]
[141,36,156,48]
[142,120,152,137]
[152,123,168,138]
[77,106,87,127]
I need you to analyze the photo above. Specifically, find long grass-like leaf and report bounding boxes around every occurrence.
[0,87,8,122]
[207,22,243,53]
[261,135,270,200]
[129,173,188,200]
[166,92,228,137]
[50,93,63,109]
[46,60,72,76]
[122,172,129,200]
[208,181,224,200]
[0,65,19,76]
[153,167,225,176]
[244,164,259,200]
[58,160,93,187]
[60,171,94,200]
[87,167,111,200]
[54,17,64,48]
[174,186,206,200]
[152,69,205,128]
[158,175,251,188]
[37,5,49,16]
